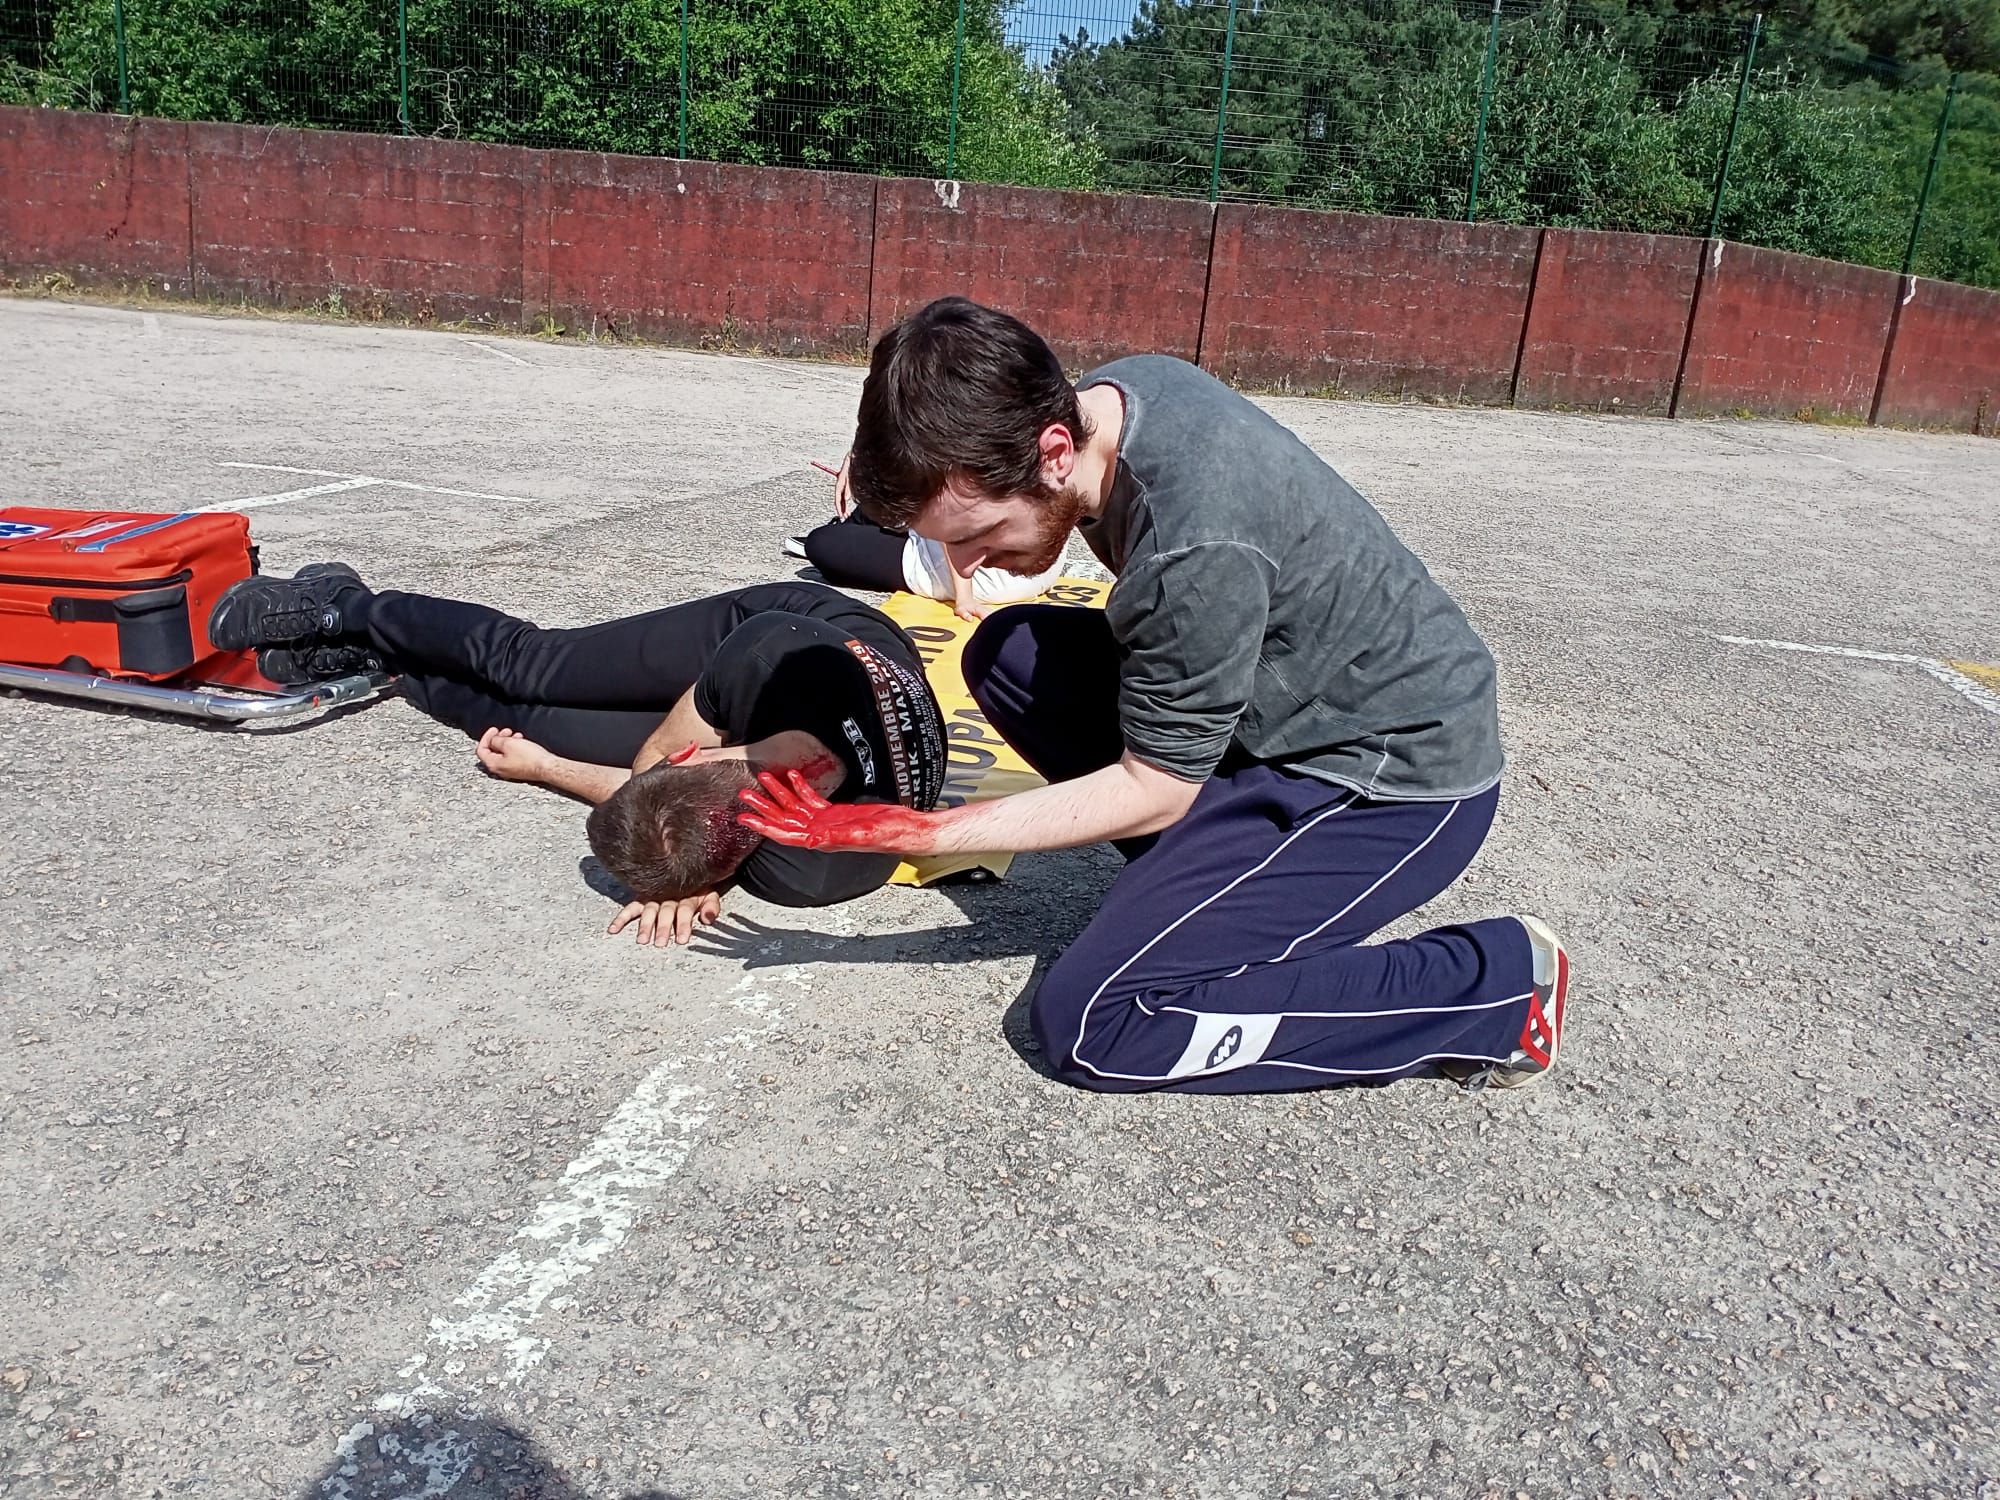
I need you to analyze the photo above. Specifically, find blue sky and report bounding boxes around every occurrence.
[1004,0,1145,65]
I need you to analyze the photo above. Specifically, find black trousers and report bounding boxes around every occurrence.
[364,582,903,907]
[801,512,908,592]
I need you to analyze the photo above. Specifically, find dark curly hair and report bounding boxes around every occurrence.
[848,297,1089,529]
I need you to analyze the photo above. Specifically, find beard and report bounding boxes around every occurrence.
[1012,481,1087,575]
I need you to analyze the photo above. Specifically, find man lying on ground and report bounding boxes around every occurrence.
[739,297,1572,1095]
[207,570,945,944]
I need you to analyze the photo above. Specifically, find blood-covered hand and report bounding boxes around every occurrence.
[735,769,931,853]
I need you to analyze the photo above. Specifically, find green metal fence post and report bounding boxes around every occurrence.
[672,0,688,160]
[112,0,129,112]
[397,0,410,133]
[1465,0,1501,222]
[1901,71,1960,277]
[677,0,690,158]
[1706,13,1761,240]
[946,0,966,177]
[1208,0,1239,202]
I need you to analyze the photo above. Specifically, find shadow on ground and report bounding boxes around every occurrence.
[302,1412,691,1499]
[681,858,1111,1084]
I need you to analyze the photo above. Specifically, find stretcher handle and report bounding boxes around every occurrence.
[0,662,392,724]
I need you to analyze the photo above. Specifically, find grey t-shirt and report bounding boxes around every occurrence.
[1079,355,1502,801]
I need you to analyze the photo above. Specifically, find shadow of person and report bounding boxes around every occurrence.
[997,946,1066,1082]
[578,854,631,904]
[682,909,1022,969]
[301,1410,699,1500]
[684,847,1116,1084]
[301,1413,575,1500]
[686,910,1070,1082]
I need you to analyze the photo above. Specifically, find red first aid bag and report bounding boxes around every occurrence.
[0,507,254,680]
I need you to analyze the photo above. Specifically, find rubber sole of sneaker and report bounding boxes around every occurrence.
[1487,915,1569,1089]
[257,643,382,686]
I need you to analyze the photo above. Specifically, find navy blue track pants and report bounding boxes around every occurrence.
[963,605,1536,1094]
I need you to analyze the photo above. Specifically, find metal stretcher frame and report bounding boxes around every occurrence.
[0,660,392,724]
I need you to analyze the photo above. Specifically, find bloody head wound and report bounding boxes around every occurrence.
[587,761,764,902]
[848,297,1091,531]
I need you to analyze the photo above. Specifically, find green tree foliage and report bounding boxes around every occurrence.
[1,0,1992,287]
[1051,0,1998,286]
[1051,0,1483,202]
[5,0,1097,186]
[1822,0,2000,72]
[1863,70,2000,284]
[1305,6,1704,226]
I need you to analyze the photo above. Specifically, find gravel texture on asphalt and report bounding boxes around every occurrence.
[2,298,1995,1500]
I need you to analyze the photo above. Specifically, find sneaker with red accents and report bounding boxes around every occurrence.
[1445,915,1570,1092]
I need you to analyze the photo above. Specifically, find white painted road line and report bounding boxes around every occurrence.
[1715,635,1931,666]
[458,337,531,367]
[1920,661,2000,719]
[1716,634,2000,720]
[214,461,544,506]
[772,361,863,390]
[423,989,783,1387]
[189,477,380,514]
[319,977,790,1499]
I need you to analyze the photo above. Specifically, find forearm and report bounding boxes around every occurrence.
[929,761,1194,853]
[634,687,719,772]
[540,755,631,805]
[744,755,1201,856]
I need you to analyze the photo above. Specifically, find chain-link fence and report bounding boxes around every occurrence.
[3,0,1994,289]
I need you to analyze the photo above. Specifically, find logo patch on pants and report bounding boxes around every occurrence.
[1168,1011,1283,1080]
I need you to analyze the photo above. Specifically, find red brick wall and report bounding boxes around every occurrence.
[6,108,1996,434]
[185,124,533,324]
[1871,276,2000,434]
[0,111,190,286]
[1515,229,1703,416]
[867,179,1213,367]
[1675,241,1900,420]
[1200,206,1540,402]
[542,152,875,355]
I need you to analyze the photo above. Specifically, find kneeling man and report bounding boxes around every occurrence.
[741,298,1571,1092]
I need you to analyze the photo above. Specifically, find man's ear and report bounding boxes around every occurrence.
[1038,421,1078,486]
